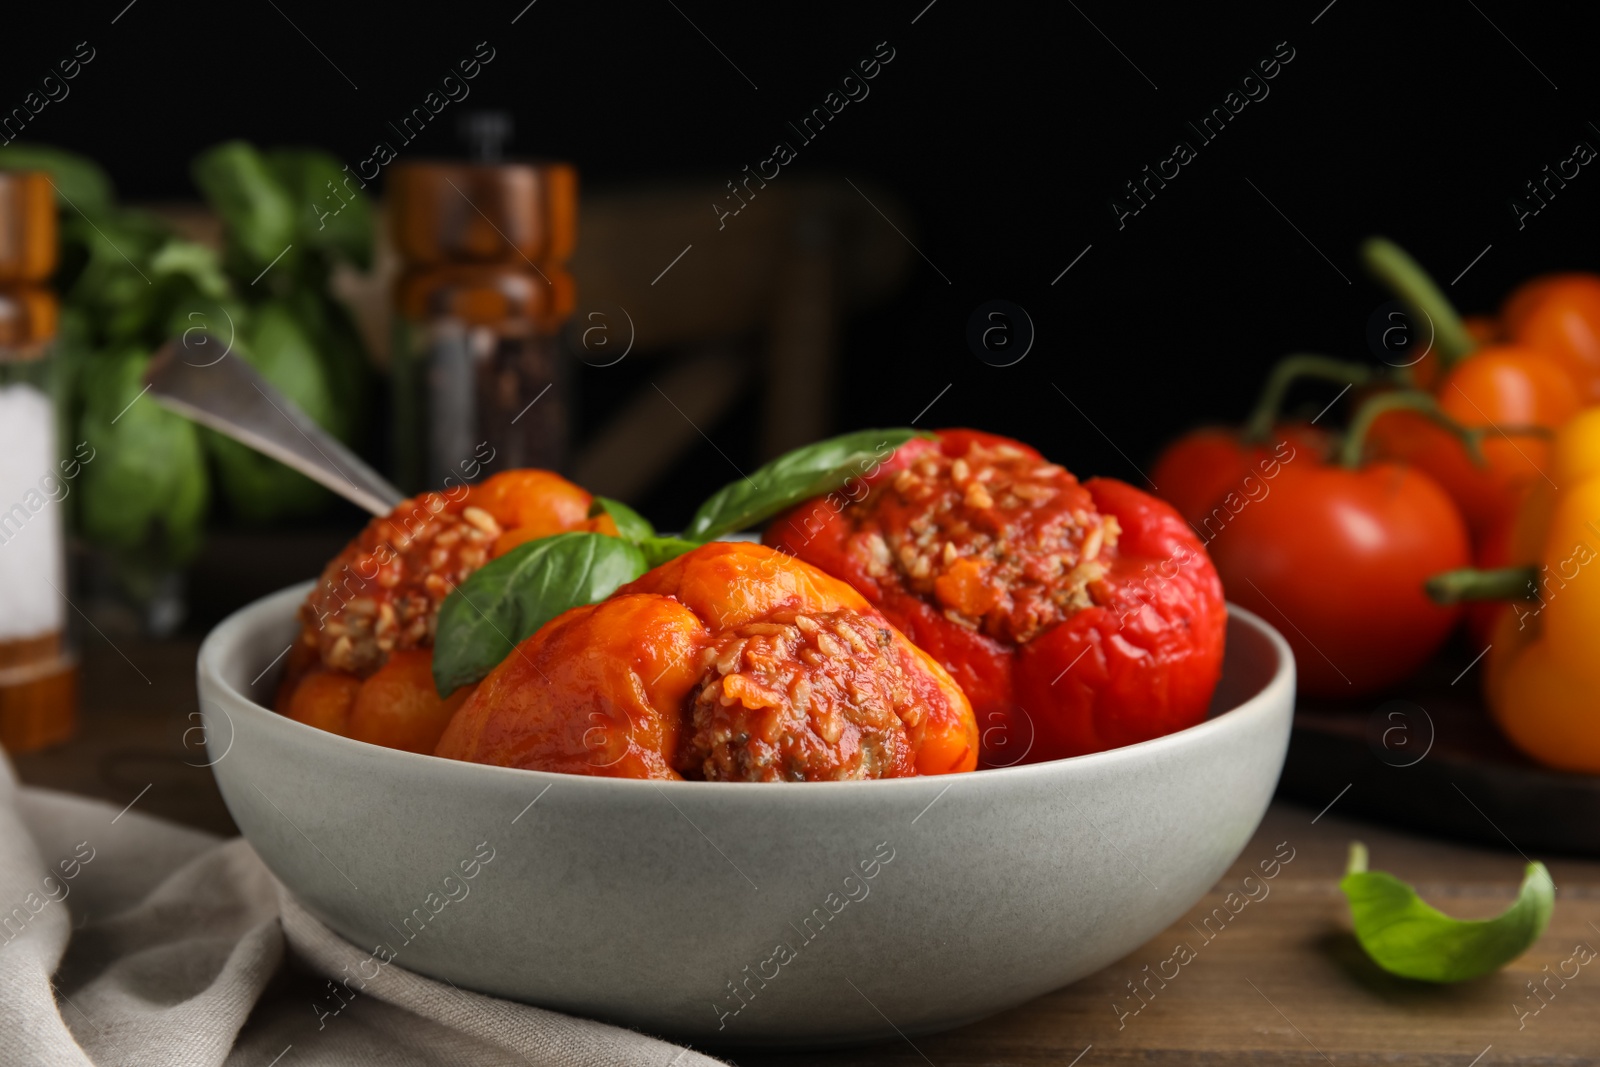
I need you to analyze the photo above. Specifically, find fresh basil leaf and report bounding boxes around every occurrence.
[203,299,340,520]
[682,428,927,541]
[192,140,298,274]
[149,239,231,301]
[1340,841,1553,983]
[280,287,370,446]
[0,143,115,216]
[637,536,699,569]
[79,348,210,565]
[432,532,647,694]
[266,147,374,270]
[588,496,654,541]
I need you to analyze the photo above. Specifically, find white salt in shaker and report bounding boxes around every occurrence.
[0,170,77,752]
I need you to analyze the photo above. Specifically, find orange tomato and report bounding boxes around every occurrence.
[1409,314,1501,392]
[1368,346,1579,538]
[1502,273,1600,400]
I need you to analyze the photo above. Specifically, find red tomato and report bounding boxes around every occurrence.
[1207,459,1470,697]
[1464,508,1515,649]
[1151,423,1332,531]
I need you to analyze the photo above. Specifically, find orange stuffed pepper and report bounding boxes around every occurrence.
[435,541,978,781]
[276,470,615,753]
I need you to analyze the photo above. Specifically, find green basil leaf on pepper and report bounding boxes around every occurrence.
[432,532,649,695]
[588,496,655,542]
[683,427,928,542]
[636,536,699,569]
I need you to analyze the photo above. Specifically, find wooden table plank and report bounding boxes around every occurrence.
[11,635,239,837]
[14,638,1599,1063]
[733,805,1600,1066]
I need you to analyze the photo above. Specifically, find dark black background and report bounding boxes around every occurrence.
[8,0,1597,527]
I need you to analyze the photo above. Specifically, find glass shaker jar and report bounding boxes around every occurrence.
[0,170,77,752]
[388,161,577,492]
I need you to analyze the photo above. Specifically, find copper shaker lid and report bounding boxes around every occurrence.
[0,171,56,283]
[388,161,575,266]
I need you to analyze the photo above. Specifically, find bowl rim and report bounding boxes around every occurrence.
[198,580,1294,795]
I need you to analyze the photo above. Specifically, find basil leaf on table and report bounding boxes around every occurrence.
[1340,841,1554,982]
[588,496,655,542]
[682,428,927,542]
[432,532,648,695]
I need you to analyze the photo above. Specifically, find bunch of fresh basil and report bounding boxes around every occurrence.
[0,141,372,578]
[430,428,926,694]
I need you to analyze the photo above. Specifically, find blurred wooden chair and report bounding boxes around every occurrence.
[565,177,913,499]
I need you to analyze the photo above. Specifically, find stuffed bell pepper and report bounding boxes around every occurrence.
[435,541,979,780]
[277,469,616,752]
[764,429,1227,765]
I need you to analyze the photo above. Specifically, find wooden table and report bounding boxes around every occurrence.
[15,636,1600,1064]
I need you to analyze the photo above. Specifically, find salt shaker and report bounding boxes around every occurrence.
[0,170,78,751]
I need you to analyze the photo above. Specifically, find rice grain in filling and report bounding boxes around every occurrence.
[849,439,1118,645]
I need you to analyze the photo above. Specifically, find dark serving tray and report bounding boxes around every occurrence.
[1273,640,1600,858]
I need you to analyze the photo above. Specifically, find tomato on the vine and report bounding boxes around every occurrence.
[1207,395,1471,697]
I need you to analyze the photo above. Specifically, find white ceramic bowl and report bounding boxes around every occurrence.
[197,581,1293,1046]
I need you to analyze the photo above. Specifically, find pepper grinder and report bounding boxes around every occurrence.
[387,133,577,493]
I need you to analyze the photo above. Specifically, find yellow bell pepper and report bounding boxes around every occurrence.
[1482,407,1600,771]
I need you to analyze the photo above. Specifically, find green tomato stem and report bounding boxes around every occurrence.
[1425,565,1540,605]
[1345,841,1369,876]
[1339,389,1489,469]
[1242,354,1376,442]
[1361,237,1477,368]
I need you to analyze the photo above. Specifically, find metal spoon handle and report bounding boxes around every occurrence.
[144,333,403,517]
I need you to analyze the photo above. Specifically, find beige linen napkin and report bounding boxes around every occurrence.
[0,757,725,1067]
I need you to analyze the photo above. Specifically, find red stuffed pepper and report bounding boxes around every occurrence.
[765,429,1226,765]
